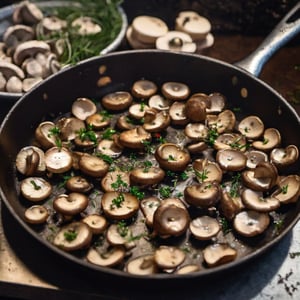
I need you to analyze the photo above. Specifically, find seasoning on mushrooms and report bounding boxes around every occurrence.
[20,177,52,202]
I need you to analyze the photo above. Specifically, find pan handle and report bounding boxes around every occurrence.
[235,3,300,77]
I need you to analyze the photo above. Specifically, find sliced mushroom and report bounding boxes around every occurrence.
[101,192,139,220]
[101,91,133,111]
[126,254,158,275]
[241,189,280,212]
[140,197,161,227]
[214,133,247,152]
[53,222,93,251]
[35,121,57,149]
[56,117,86,141]
[155,143,190,172]
[16,1,44,25]
[206,92,226,114]
[152,200,190,238]
[24,205,49,224]
[245,150,268,169]
[16,145,46,175]
[38,16,67,34]
[193,158,223,183]
[131,79,158,99]
[20,177,52,202]
[214,109,236,134]
[78,153,109,177]
[72,17,102,35]
[219,190,244,220]
[143,110,171,132]
[154,246,186,269]
[270,145,299,169]
[203,243,237,267]
[184,123,209,141]
[184,182,220,208]
[44,146,73,173]
[148,94,171,111]
[106,223,135,250]
[119,126,152,150]
[53,192,89,216]
[116,114,137,130]
[86,246,125,267]
[252,128,281,151]
[82,214,108,235]
[175,264,200,274]
[189,215,220,240]
[130,166,165,186]
[184,96,207,122]
[86,113,110,130]
[161,82,190,101]
[169,101,189,125]
[65,176,93,193]
[271,175,300,204]
[216,149,247,171]
[128,103,150,120]
[238,115,264,140]
[101,170,130,192]
[233,210,270,237]
[187,141,208,154]
[97,139,123,158]
[71,97,97,121]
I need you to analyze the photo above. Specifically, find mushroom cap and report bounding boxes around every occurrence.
[82,214,108,235]
[128,103,150,120]
[143,110,171,132]
[101,91,133,111]
[219,190,244,221]
[214,133,247,152]
[53,222,93,251]
[270,145,299,168]
[203,243,237,267]
[97,139,123,158]
[119,126,152,149]
[175,264,201,274]
[214,109,236,134]
[245,150,268,169]
[184,182,220,208]
[71,97,97,121]
[53,192,89,216]
[189,215,220,240]
[6,76,23,93]
[184,96,207,122]
[184,123,209,141]
[154,246,186,269]
[148,94,171,111]
[140,197,161,227]
[18,1,44,25]
[131,79,158,99]
[71,16,102,35]
[206,92,226,114]
[86,113,110,130]
[241,189,280,212]
[233,210,270,237]
[101,192,139,220]
[272,175,300,204]
[130,166,165,186]
[24,205,49,224]
[44,146,73,173]
[78,153,109,177]
[20,177,52,202]
[116,114,137,131]
[86,246,125,267]
[101,170,130,192]
[126,254,158,275]
[0,61,25,79]
[57,117,86,141]
[193,158,223,183]
[169,101,189,125]
[34,121,58,149]
[65,176,93,193]
[238,115,264,139]
[161,81,190,101]
[252,128,281,151]
[216,149,247,171]
[155,143,190,172]
[106,223,134,248]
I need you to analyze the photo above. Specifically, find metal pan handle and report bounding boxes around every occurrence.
[235,2,300,77]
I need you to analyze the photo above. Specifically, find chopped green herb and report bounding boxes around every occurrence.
[110,193,125,209]
[130,186,145,200]
[143,160,153,172]
[77,124,97,143]
[220,217,232,235]
[102,128,117,140]
[117,220,128,237]
[30,180,41,190]
[195,169,209,183]
[159,186,172,198]
[48,126,62,148]
[205,125,219,146]
[281,184,289,194]
[111,174,128,191]
[229,173,242,198]
[97,153,113,164]
[64,229,78,241]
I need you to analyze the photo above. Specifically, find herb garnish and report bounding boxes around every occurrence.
[77,124,97,143]
[64,229,78,241]
[229,173,242,198]
[48,126,62,148]
[30,180,41,190]
[111,193,125,209]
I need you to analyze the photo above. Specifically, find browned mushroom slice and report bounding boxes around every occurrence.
[101,91,133,111]
[101,192,139,220]
[245,150,268,169]
[71,97,97,121]
[184,182,220,208]
[143,110,171,132]
[86,113,110,130]
[155,143,190,172]
[233,210,270,237]
[71,17,102,35]
[53,193,89,216]
[97,139,123,158]
[130,166,165,186]
[78,153,109,177]
[252,128,281,151]
[193,158,223,183]
[13,40,50,66]
[270,145,299,169]
[216,149,247,171]
[106,223,136,250]
[24,205,49,224]
[271,175,300,204]
[175,264,200,274]
[148,94,171,111]
[206,92,226,113]
[169,101,189,125]
[189,215,220,240]
[53,222,93,251]
[140,197,161,227]
[214,109,236,134]
[154,246,186,269]
[128,103,150,120]
[161,82,190,101]
[20,177,52,202]
[153,200,190,238]
[82,214,108,235]
[16,145,46,175]
[126,254,158,275]
[184,123,209,141]
[242,161,278,192]
[119,126,151,150]
[65,175,93,193]
[219,190,244,221]
[214,133,247,152]
[34,121,57,149]
[87,246,125,267]
[101,170,130,192]
[116,114,137,130]
[44,146,73,173]
[203,243,237,267]
[187,141,208,154]
[241,189,280,212]
[238,115,264,139]
[184,96,207,122]
[57,117,85,141]
[131,79,158,99]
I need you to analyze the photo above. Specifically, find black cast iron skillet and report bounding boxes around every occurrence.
[0,3,300,286]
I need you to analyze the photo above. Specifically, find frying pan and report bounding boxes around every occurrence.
[0,3,300,287]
